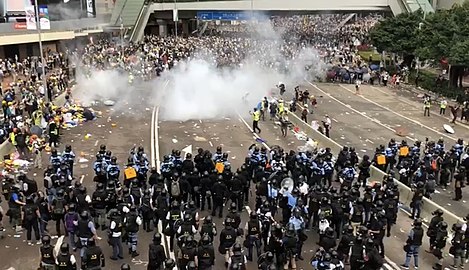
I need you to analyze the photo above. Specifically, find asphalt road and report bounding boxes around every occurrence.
[282,81,469,270]
[0,88,155,270]
[0,79,458,270]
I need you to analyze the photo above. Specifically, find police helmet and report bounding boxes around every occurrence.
[439,221,448,230]
[68,203,76,212]
[413,218,423,227]
[60,243,69,254]
[88,237,96,246]
[187,261,196,270]
[97,182,104,190]
[205,215,213,223]
[51,149,58,155]
[201,234,211,245]
[80,211,90,220]
[121,263,131,270]
[233,243,242,252]
[184,213,192,221]
[111,156,117,163]
[164,258,176,268]
[153,233,162,244]
[42,235,51,245]
[100,144,106,151]
[266,251,274,260]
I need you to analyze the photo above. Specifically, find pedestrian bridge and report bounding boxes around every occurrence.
[111,0,434,42]
[151,0,404,14]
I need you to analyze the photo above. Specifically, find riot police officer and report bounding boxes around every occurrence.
[197,234,215,270]
[179,235,198,269]
[148,233,166,270]
[91,183,107,230]
[125,205,142,257]
[56,243,78,270]
[76,211,97,259]
[82,237,105,270]
[219,218,239,267]
[39,235,55,270]
[108,209,124,260]
[245,211,262,261]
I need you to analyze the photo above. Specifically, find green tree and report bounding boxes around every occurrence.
[369,11,422,66]
[416,2,469,87]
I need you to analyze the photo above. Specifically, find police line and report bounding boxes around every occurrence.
[286,109,465,227]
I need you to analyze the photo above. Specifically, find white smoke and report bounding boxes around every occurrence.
[74,14,328,121]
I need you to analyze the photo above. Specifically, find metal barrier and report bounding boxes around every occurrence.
[287,109,464,226]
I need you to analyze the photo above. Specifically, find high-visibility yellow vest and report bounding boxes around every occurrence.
[252,111,260,121]
[9,133,16,146]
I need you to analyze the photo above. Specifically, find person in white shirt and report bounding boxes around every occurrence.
[355,79,361,95]
[323,115,332,138]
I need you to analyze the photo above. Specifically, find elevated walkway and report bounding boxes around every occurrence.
[149,0,407,15]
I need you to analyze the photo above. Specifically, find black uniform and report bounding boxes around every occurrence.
[82,245,105,270]
[148,242,166,270]
[197,244,215,270]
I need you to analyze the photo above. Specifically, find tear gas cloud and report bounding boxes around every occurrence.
[74,13,328,121]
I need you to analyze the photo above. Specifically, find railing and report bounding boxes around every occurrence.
[130,4,149,42]
[111,0,130,25]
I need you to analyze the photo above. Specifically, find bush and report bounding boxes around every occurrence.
[408,69,464,99]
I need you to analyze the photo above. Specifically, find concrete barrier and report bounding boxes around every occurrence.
[287,110,465,227]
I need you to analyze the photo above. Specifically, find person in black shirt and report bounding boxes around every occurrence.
[23,195,40,245]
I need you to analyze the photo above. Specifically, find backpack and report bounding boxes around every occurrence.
[24,205,35,218]
[65,212,78,232]
[53,199,65,215]
[170,181,180,197]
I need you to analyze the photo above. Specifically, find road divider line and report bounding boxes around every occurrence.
[152,106,176,266]
[369,85,469,131]
[151,107,156,168]
[302,81,416,142]
[236,113,271,151]
[337,84,457,141]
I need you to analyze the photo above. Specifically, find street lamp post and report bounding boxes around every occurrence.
[34,0,48,101]
[120,21,124,58]
[174,0,178,37]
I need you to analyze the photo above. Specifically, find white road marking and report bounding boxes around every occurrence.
[304,81,416,142]
[337,84,457,141]
[368,85,469,131]
[237,113,272,151]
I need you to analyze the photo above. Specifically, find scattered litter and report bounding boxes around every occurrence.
[145,108,150,111]
[360,150,367,152]
[78,158,89,163]
[5,246,9,248]
[231,156,236,160]
[80,164,89,169]
[104,100,115,106]
[14,235,21,238]
[194,136,207,142]
[172,139,178,143]
[111,123,117,127]
[85,134,91,139]
[399,228,405,233]
[109,131,112,134]
[434,190,441,194]
[240,144,243,147]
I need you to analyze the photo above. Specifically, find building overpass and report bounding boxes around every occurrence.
[113,0,434,42]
